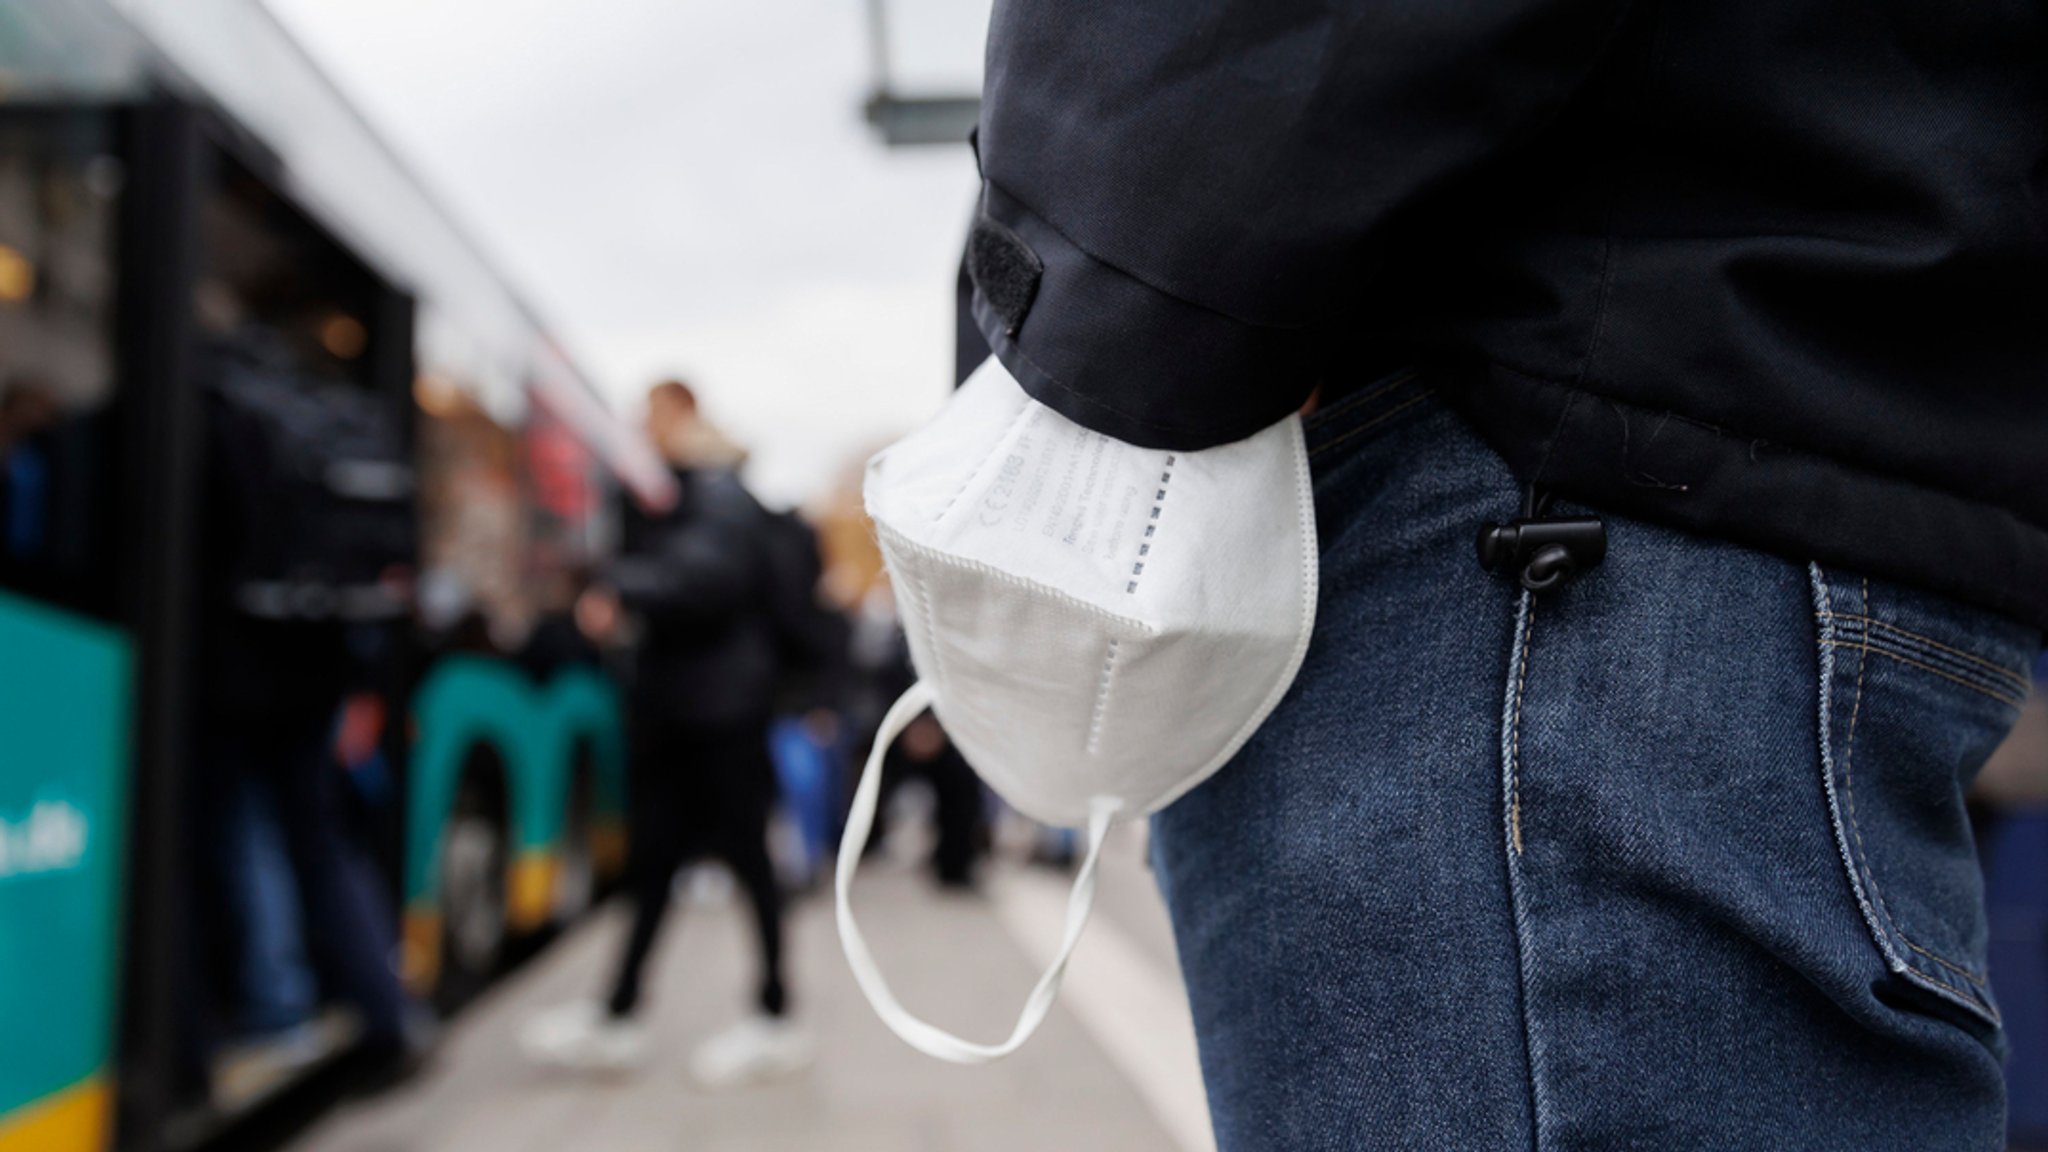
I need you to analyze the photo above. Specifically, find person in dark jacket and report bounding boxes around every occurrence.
[956,3,2046,1148]
[845,586,987,890]
[522,381,813,1086]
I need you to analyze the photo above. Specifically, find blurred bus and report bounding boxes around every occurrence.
[0,3,675,1149]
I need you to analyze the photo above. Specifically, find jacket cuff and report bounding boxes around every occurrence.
[967,180,1318,451]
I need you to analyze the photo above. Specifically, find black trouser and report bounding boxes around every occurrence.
[607,719,786,1019]
[191,698,410,1046]
[872,735,985,886]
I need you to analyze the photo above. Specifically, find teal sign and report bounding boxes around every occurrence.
[0,590,131,1129]
[405,656,625,906]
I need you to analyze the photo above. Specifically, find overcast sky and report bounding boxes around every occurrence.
[263,0,987,508]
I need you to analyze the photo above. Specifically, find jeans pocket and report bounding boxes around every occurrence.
[1811,564,2038,1030]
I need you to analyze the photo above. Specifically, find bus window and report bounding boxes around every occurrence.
[0,109,124,621]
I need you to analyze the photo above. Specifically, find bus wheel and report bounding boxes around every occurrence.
[438,751,507,1007]
[552,753,597,925]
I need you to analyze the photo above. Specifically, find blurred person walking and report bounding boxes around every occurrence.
[851,1,2048,1148]
[523,381,815,1087]
[183,335,428,1096]
[845,583,987,889]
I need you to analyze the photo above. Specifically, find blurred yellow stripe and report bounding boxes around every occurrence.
[401,905,443,992]
[507,851,556,932]
[0,1075,109,1152]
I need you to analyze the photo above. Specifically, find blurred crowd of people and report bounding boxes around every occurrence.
[512,377,1039,1086]
[166,360,1061,1099]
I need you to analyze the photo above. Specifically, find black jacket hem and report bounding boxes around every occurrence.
[1443,362,2048,632]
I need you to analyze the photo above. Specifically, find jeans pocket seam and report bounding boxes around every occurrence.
[1820,633,2028,709]
[1819,612,2032,700]
[1828,642,2026,709]
[1898,934,1991,990]
[1812,566,2001,1026]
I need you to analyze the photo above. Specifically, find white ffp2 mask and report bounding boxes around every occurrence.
[837,356,1317,1063]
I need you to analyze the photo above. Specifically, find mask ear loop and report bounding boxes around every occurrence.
[835,680,1119,1064]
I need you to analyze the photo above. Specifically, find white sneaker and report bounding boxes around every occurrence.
[687,1015,815,1089]
[519,1001,647,1073]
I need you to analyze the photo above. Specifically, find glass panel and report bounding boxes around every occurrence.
[0,0,149,101]
[0,107,124,619]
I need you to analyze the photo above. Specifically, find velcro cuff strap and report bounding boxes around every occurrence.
[968,180,1318,452]
[967,215,1041,338]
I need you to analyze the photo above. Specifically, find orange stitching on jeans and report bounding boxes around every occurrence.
[1308,392,1432,460]
[1303,371,1419,428]
[1835,580,1994,1000]
[1826,610,2031,701]
[1838,635,2032,706]
[1899,954,1994,1007]
[1818,613,2031,697]
[1901,935,1991,990]
[1821,641,2027,709]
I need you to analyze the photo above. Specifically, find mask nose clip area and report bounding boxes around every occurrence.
[1476,486,1607,593]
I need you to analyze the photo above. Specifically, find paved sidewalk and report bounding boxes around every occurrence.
[288,827,1211,1152]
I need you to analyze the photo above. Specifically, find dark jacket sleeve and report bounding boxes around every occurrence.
[608,475,765,626]
[970,0,1629,449]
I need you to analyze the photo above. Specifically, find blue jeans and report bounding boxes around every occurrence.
[224,774,317,1034]
[1151,375,2040,1150]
